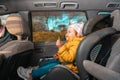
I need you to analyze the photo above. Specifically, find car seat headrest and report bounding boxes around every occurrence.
[83,14,111,36]
[6,14,30,40]
[111,10,120,31]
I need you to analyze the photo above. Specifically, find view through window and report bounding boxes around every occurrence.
[32,11,87,42]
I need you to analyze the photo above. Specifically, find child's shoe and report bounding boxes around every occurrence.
[17,66,32,80]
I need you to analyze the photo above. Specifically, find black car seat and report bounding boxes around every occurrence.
[0,14,34,80]
[83,10,120,80]
[41,11,113,80]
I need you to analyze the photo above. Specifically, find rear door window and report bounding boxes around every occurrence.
[32,11,87,42]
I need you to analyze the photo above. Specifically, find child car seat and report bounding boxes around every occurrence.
[83,10,120,80]
[76,10,119,80]
[41,10,114,80]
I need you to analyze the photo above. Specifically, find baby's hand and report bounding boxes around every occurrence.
[53,54,59,60]
[56,37,62,48]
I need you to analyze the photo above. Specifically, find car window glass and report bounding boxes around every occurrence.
[32,11,87,42]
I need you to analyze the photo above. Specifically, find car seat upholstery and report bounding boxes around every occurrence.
[0,26,17,47]
[0,14,34,80]
[75,10,119,80]
[83,14,111,35]
[0,14,34,57]
[83,10,120,80]
[41,11,113,80]
[0,25,17,65]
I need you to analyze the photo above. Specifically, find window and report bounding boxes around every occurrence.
[32,11,87,42]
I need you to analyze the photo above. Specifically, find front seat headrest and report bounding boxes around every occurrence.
[6,14,30,40]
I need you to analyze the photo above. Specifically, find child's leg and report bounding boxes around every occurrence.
[17,58,60,79]
[32,62,59,78]
[39,58,60,67]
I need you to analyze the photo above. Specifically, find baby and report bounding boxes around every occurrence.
[17,23,85,80]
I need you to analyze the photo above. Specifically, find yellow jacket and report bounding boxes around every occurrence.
[57,37,84,73]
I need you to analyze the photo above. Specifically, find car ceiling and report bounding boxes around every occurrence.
[0,0,120,15]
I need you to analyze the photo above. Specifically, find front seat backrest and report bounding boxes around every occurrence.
[0,14,34,58]
[0,14,34,80]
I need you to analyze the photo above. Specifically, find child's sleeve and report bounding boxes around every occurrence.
[58,42,78,62]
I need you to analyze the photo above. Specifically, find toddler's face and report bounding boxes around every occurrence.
[65,27,77,40]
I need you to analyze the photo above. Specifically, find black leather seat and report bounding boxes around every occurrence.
[41,10,114,80]
[83,10,120,80]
